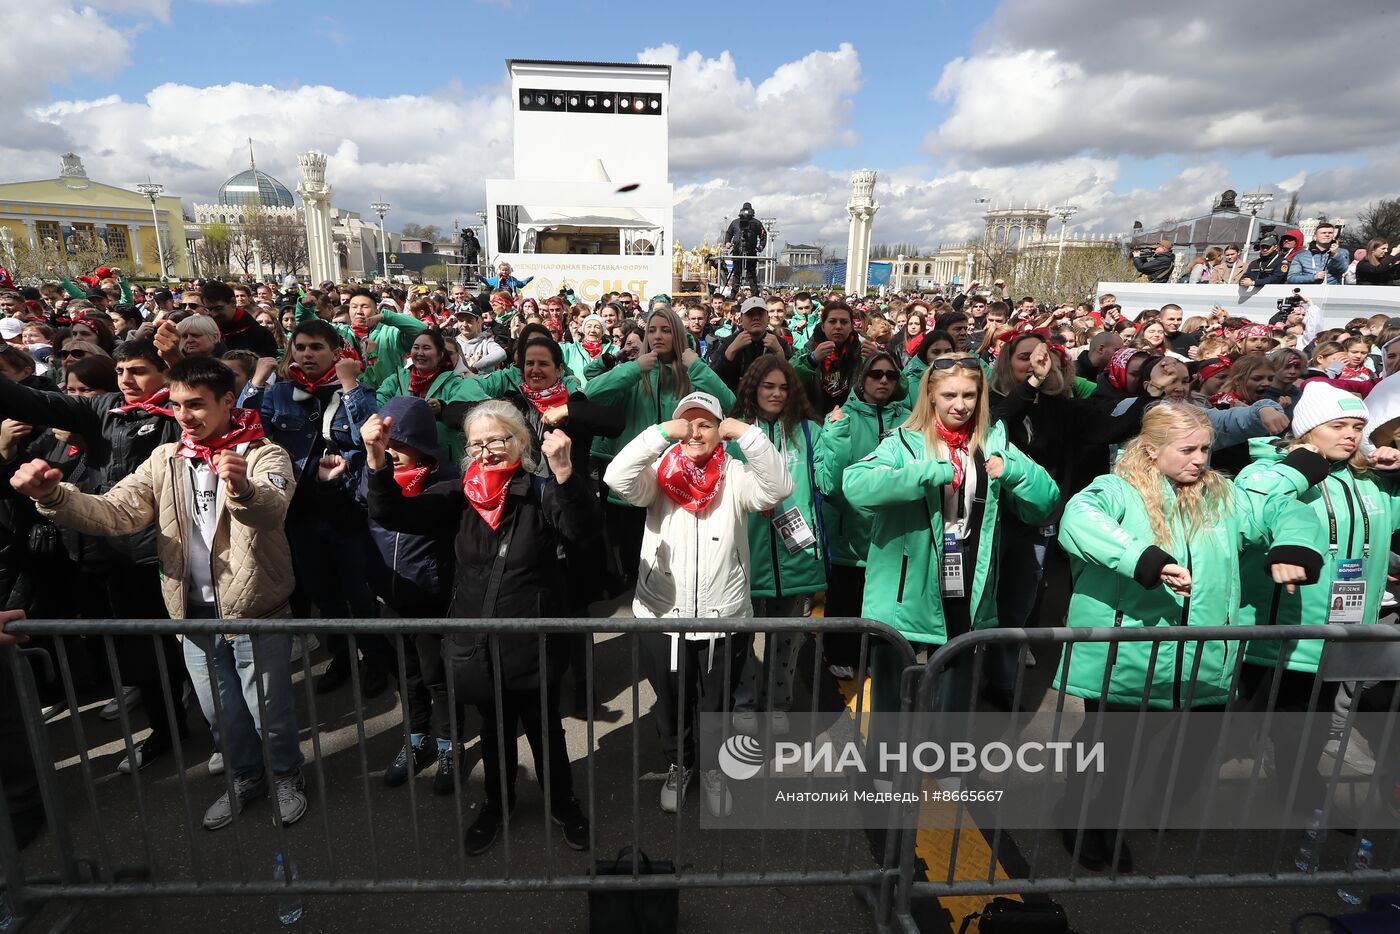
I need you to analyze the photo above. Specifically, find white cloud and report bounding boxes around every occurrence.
[642,43,861,174]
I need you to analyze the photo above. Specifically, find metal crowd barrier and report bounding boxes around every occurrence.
[0,617,917,933]
[892,623,1400,932]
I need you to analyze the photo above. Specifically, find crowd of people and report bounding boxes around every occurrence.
[1132,223,1400,286]
[4,255,1400,873]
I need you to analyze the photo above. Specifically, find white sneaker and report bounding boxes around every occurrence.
[702,769,732,818]
[99,687,140,722]
[771,711,790,737]
[732,711,758,736]
[208,752,225,776]
[41,698,69,721]
[289,634,320,663]
[1321,732,1376,776]
[828,665,854,680]
[659,763,693,813]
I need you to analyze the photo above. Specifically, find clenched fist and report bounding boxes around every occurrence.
[213,449,250,496]
[10,459,62,503]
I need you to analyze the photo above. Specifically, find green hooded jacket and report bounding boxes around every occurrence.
[1236,438,1400,673]
[1055,472,1323,708]
[733,417,828,598]
[843,420,1059,645]
[814,375,911,568]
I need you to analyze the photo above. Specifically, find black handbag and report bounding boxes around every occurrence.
[588,847,678,934]
[444,512,518,706]
[956,897,1070,934]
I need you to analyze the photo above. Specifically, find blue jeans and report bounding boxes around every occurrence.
[182,617,303,779]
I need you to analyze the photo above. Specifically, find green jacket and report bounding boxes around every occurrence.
[297,299,426,389]
[295,298,361,364]
[1055,472,1323,708]
[61,275,131,303]
[561,342,604,389]
[1236,439,1400,673]
[843,421,1058,646]
[814,391,912,567]
[454,365,584,403]
[735,418,827,598]
[374,368,476,463]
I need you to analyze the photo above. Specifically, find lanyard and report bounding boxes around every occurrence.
[1319,477,1370,559]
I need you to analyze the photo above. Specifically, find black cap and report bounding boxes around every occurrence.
[85,288,107,301]
[1257,235,1279,247]
[151,288,173,303]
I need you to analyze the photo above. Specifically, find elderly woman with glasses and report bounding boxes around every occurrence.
[364,399,596,856]
[844,353,1058,717]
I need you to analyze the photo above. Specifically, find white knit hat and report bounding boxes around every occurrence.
[1291,380,1369,438]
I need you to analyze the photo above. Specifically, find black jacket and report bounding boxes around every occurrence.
[1243,251,1287,286]
[1132,251,1174,283]
[0,380,181,565]
[217,312,279,357]
[367,464,600,689]
[1355,256,1397,286]
[706,330,790,391]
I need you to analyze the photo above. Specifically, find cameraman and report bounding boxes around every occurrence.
[1132,240,1175,283]
[1287,222,1350,285]
[1240,235,1288,287]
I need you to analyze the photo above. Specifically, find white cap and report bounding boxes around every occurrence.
[672,390,723,421]
[0,318,24,340]
[1291,380,1369,438]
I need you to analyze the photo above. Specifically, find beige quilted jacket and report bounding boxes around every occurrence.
[37,440,297,620]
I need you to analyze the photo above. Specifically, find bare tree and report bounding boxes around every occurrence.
[228,230,257,276]
[1283,191,1301,224]
[400,223,442,242]
[194,222,233,278]
[1346,197,1400,250]
[262,215,308,277]
[1012,246,1139,305]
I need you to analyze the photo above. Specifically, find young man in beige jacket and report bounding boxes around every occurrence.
[10,356,306,831]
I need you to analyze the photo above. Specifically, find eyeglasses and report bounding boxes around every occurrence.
[59,349,88,359]
[867,369,900,381]
[930,356,981,371]
[466,438,511,457]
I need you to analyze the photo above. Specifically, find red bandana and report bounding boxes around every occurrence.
[933,417,972,490]
[1210,390,1247,408]
[1339,365,1372,381]
[657,443,725,513]
[462,461,518,530]
[580,339,604,359]
[351,321,371,339]
[218,307,253,338]
[393,464,431,497]
[520,380,568,415]
[408,365,447,398]
[289,347,356,394]
[114,386,173,417]
[1103,347,1143,392]
[176,408,265,468]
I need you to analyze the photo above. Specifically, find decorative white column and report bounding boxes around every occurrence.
[297,151,336,284]
[844,169,879,296]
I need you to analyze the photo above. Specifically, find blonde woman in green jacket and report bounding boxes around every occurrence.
[1235,381,1400,804]
[1053,402,1322,872]
[844,354,1059,715]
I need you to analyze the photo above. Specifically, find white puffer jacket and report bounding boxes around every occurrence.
[605,424,793,661]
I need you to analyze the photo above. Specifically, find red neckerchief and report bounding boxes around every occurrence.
[463,461,518,530]
[408,364,447,398]
[176,408,265,468]
[818,334,859,399]
[520,380,568,414]
[580,339,604,359]
[114,386,173,417]
[289,347,356,393]
[218,307,253,337]
[351,320,371,339]
[1210,390,1247,408]
[657,443,725,513]
[1339,365,1372,381]
[933,417,972,490]
[393,464,431,497]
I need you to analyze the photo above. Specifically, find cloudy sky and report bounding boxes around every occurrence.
[5,0,1397,255]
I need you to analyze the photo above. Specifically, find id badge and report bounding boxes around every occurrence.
[772,507,816,555]
[942,533,966,598]
[1328,559,1366,624]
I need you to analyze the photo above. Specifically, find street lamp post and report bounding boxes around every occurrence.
[370,201,390,280]
[1240,191,1275,261]
[136,180,167,279]
[762,216,777,290]
[1052,204,1079,294]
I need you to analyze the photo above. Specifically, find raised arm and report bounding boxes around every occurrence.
[843,430,951,508]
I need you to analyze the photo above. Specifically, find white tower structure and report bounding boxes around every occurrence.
[297,151,336,284]
[844,169,879,295]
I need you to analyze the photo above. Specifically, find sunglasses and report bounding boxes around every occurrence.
[930,356,981,371]
[867,369,900,381]
[60,349,88,359]
[181,302,204,310]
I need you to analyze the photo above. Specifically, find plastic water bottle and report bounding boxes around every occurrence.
[273,852,303,925]
[1337,838,1373,906]
[1293,809,1325,872]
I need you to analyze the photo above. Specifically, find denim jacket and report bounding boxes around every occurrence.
[244,381,378,488]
